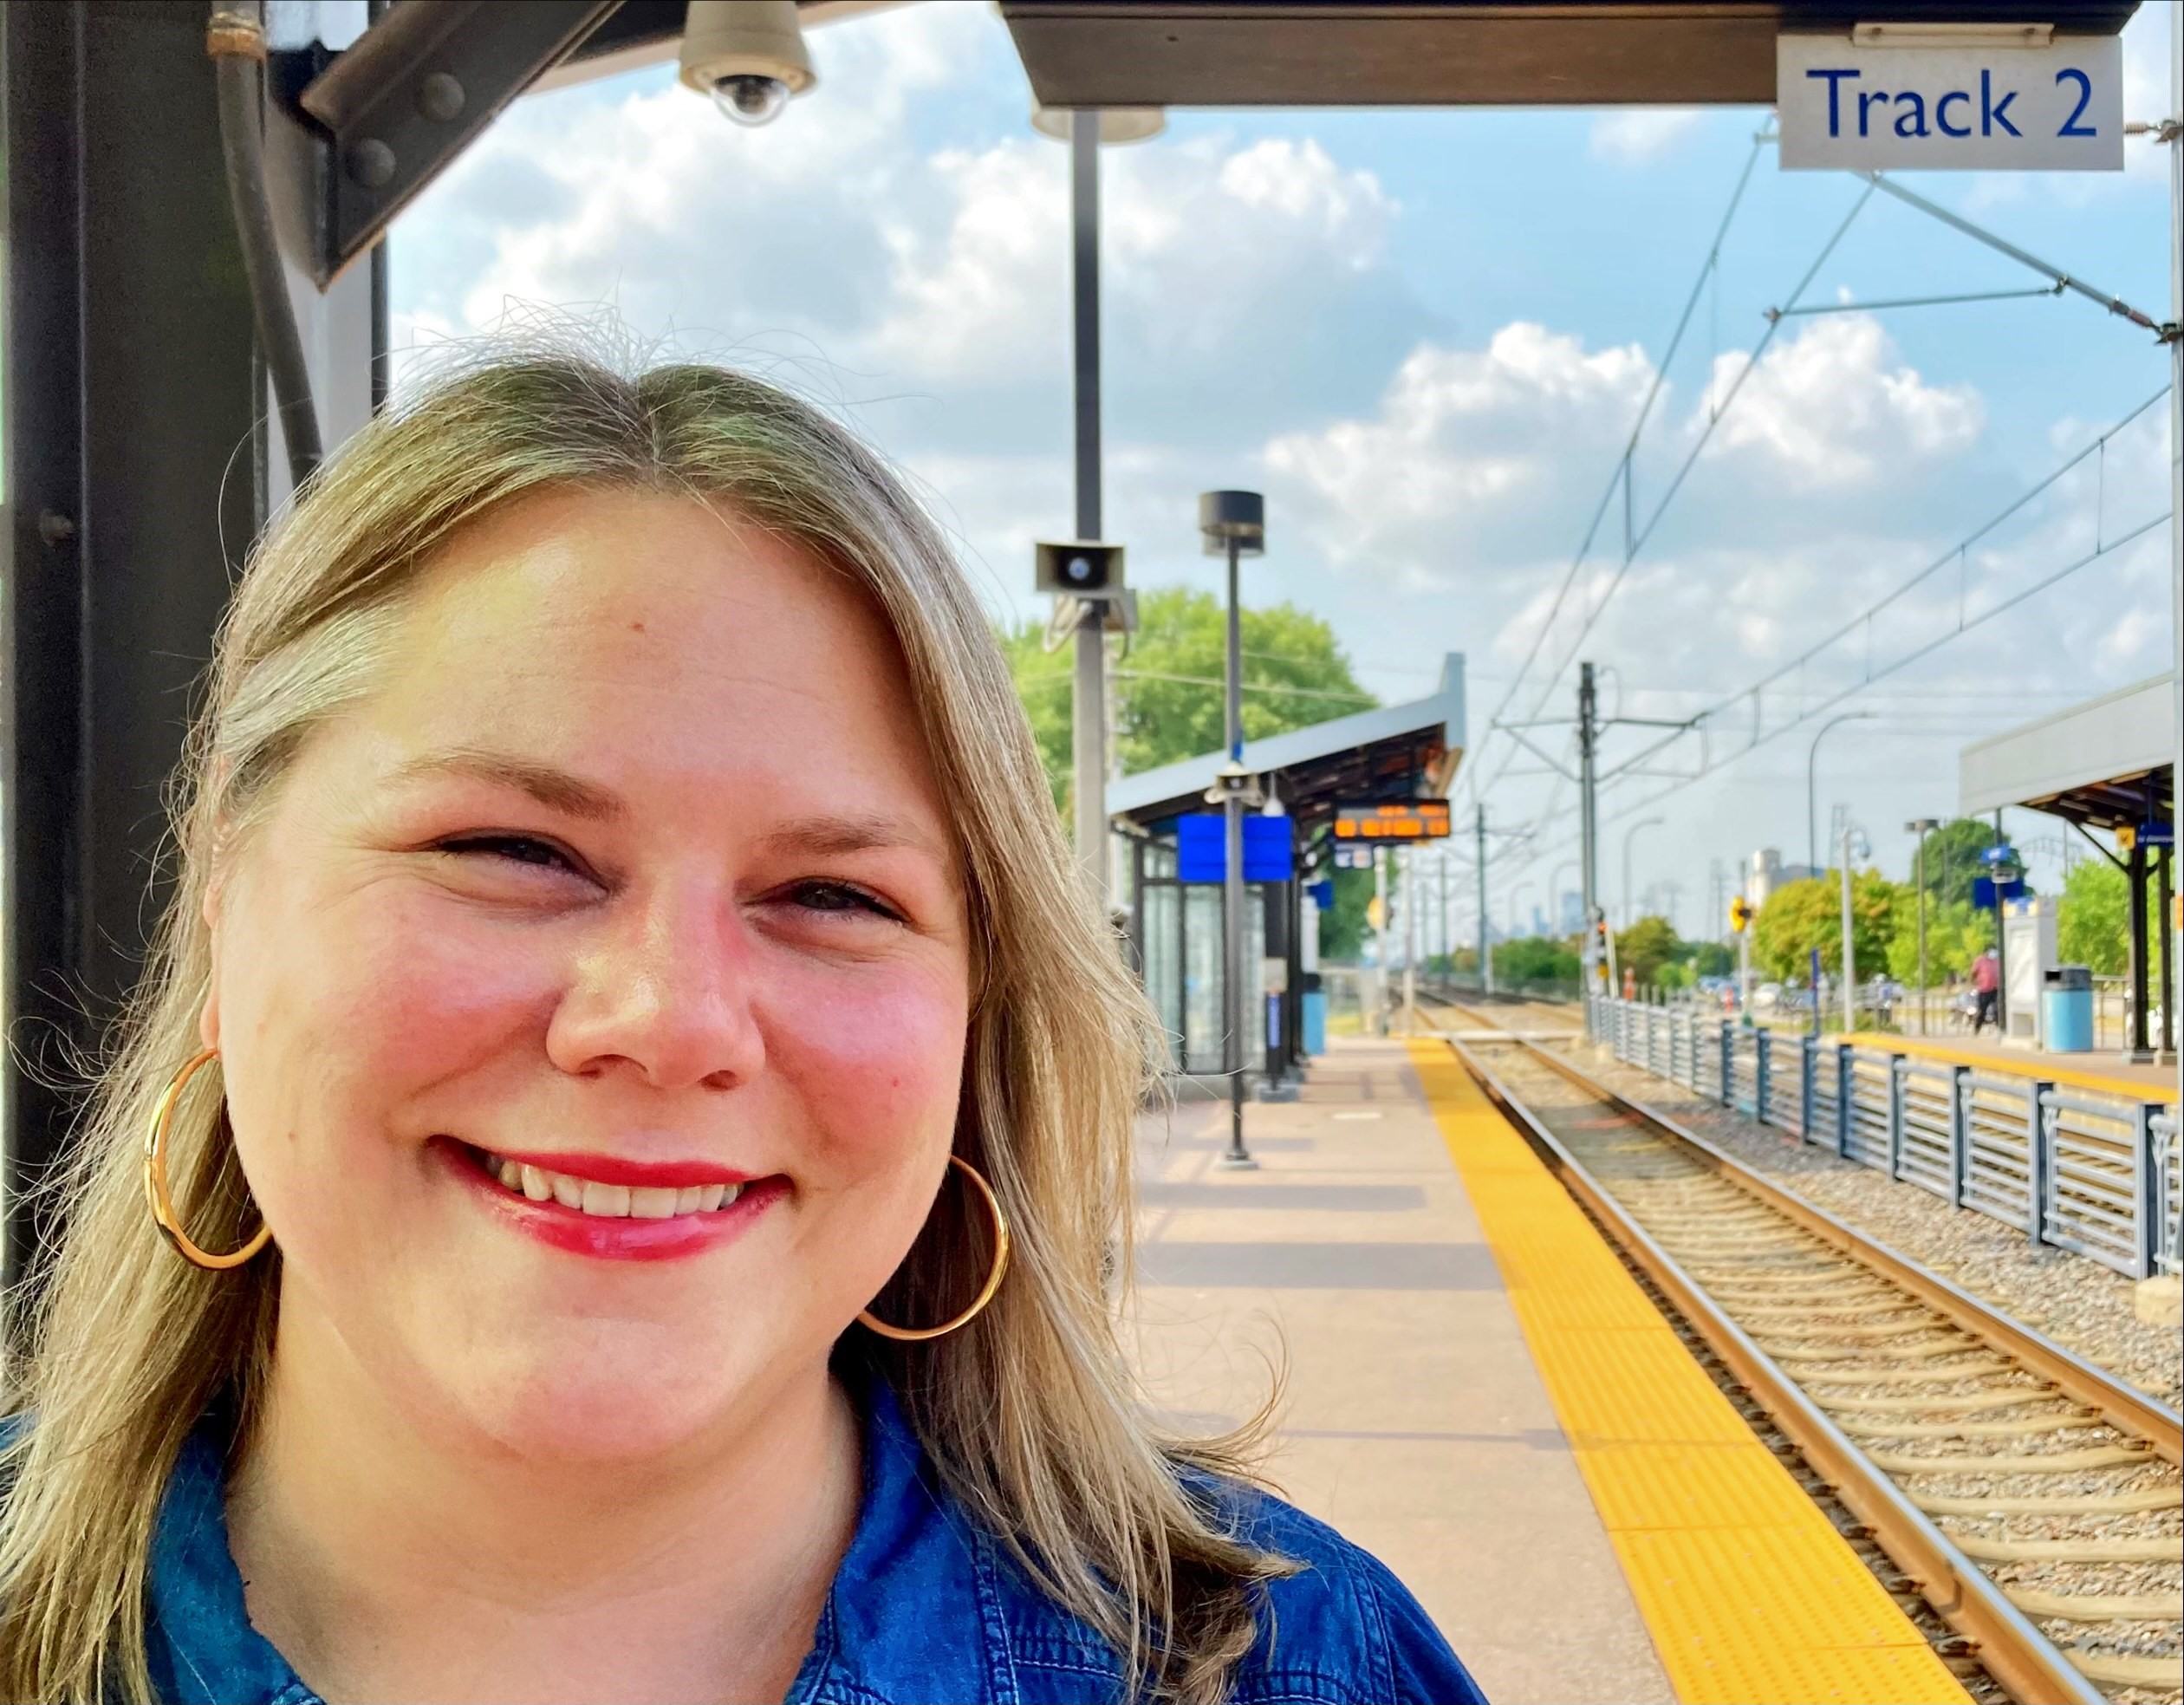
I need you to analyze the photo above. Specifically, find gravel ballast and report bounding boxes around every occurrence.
[1562,1037,2182,1410]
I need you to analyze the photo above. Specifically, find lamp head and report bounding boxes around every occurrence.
[1199,490,1265,556]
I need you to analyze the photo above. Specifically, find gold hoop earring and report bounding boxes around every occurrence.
[143,1048,271,1271]
[857,1155,1011,1343]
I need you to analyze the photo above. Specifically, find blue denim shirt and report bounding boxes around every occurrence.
[143,1382,1485,1705]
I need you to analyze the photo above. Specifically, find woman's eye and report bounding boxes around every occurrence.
[434,834,575,873]
[790,880,900,921]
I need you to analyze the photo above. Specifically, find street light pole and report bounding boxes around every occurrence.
[1808,712,1877,876]
[1199,491,1264,1171]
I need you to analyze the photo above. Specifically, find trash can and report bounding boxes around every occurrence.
[1302,990,1328,1057]
[2042,965,2094,1052]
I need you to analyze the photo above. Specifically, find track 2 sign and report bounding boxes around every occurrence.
[1778,33,2122,172]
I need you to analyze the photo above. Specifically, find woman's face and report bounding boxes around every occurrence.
[202,487,972,1463]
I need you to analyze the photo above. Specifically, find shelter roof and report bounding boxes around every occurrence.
[1108,654,1465,850]
[996,0,2137,110]
[1959,674,2173,833]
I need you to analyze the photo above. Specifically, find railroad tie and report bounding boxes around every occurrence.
[1825,1388,2061,1415]
[1948,1531,2181,1564]
[2065,1651,2184,1692]
[2006,1586,2184,1622]
[1869,1444,2154,1474]
[1834,1414,2101,1440]
[1915,1485,2181,1516]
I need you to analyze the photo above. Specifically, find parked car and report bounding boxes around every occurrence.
[1752,982,1782,1011]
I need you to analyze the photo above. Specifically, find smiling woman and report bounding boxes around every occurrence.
[0,348,1479,1705]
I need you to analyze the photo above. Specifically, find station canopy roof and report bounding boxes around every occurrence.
[1959,674,2173,834]
[1108,654,1466,853]
[994,0,2137,110]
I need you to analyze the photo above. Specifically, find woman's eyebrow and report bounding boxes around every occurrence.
[387,757,946,862]
[761,813,950,863]
[387,749,624,822]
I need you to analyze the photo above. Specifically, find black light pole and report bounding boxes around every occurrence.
[1200,491,1264,1170]
[1907,817,1940,1033]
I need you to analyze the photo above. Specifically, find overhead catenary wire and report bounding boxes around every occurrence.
[1457,131,1771,810]
[1491,388,2172,859]
[1466,172,1877,824]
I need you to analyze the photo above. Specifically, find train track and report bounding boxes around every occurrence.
[1420,996,2182,1705]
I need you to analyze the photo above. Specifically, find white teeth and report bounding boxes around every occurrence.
[478,1153,748,1219]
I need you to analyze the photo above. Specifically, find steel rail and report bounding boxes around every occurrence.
[1454,1016,2182,1467]
[1444,1031,2110,1705]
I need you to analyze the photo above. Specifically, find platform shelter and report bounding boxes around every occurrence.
[1960,674,2175,1064]
[1108,655,1465,1082]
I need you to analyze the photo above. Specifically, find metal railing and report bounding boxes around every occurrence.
[1585,995,2181,1279]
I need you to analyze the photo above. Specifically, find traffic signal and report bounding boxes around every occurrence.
[1729,896,1753,934]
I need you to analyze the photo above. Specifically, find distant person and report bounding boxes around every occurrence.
[0,351,1480,1704]
[1972,946,2002,1035]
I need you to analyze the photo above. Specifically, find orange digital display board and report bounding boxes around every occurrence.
[1332,803,1452,841]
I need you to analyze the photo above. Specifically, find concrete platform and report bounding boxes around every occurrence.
[1842,1030,2180,1103]
[1126,1036,1674,1705]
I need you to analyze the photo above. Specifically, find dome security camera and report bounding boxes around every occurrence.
[679,0,815,127]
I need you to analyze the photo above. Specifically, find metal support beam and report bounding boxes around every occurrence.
[2129,840,2153,1064]
[1068,110,1108,901]
[4,1,261,1287]
[296,0,617,284]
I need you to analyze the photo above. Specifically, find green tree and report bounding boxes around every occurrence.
[1615,915,1680,986]
[998,588,1376,814]
[1685,941,1733,978]
[2057,857,2142,976]
[1114,589,1375,774]
[1885,894,1987,986]
[1914,818,2021,908]
[1318,867,1375,960]
[1752,873,1901,982]
[1495,935,1579,987]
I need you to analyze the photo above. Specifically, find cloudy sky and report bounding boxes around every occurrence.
[390,2,2176,941]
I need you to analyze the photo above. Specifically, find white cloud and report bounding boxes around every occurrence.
[1589,109,1702,163]
[1707,315,1984,488]
[1264,313,1984,594]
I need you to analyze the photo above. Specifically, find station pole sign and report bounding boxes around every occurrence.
[1778,29,2122,172]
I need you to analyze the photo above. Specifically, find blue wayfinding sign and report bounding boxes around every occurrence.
[1176,814,1294,884]
[1307,880,1334,912]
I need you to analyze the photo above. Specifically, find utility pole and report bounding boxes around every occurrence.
[1578,662,1601,992]
[1840,820,1857,1033]
[1067,113,1107,901]
[1476,803,1492,995]
[1908,818,1939,1035]
[1374,847,1390,1028]
[1437,850,1452,978]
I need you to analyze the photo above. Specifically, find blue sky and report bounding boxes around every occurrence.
[391,2,2177,941]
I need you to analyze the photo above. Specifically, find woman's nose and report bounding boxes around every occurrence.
[544,894,765,1091]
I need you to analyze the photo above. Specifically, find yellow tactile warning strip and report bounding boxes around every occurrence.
[1407,1043,1971,1705]
[1839,1031,2177,1105]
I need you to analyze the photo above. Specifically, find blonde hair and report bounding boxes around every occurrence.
[0,348,1285,1703]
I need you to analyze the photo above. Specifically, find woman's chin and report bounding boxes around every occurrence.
[432,1347,757,1469]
